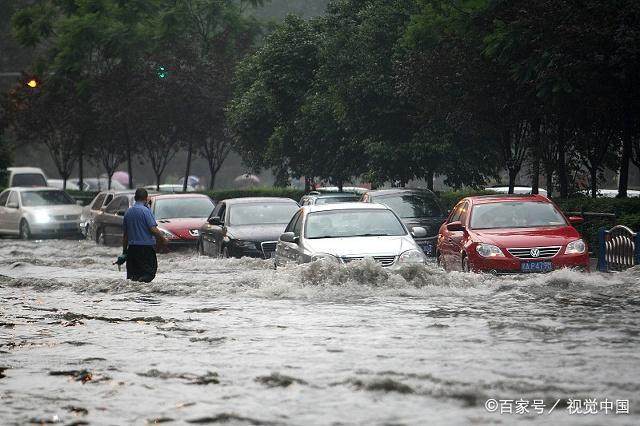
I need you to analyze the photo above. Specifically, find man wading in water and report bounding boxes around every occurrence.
[118,188,167,283]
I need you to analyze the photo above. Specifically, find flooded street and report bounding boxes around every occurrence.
[1,239,639,425]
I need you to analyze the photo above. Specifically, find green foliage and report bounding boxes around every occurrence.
[0,133,13,187]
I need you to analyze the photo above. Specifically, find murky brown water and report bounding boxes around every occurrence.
[1,239,639,425]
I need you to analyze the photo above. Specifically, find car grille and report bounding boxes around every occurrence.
[507,246,561,259]
[53,214,80,221]
[341,256,397,267]
[261,241,277,254]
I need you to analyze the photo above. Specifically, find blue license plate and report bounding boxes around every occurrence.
[521,261,553,273]
[420,243,433,256]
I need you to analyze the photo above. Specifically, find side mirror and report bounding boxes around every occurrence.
[280,232,298,244]
[76,200,84,206]
[116,209,126,217]
[6,202,18,209]
[208,216,222,226]
[411,226,428,238]
[569,216,584,225]
[446,221,465,232]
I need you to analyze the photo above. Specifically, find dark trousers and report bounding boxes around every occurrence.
[126,245,157,283]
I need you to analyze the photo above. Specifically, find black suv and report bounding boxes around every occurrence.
[361,188,446,256]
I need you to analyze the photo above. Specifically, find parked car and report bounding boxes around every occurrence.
[74,178,126,192]
[81,190,134,239]
[299,192,361,206]
[147,193,215,247]
[198,197,299,258]
[361,188,446,256]
[577,189,640,198]
[6,167,48,187]
[275,203,428,268]
[144,184,196,193]
[0,187,82,239]
[313,186,369,194]
[93,193,135,245]
[48,179,81,191]
[437,194,589,273]
[485,186,549,197]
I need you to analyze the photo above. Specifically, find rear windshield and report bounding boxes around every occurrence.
[305,209,406,239]
[21,190,75,206]
[154,197,214,219]
[375,193,442,218]
[13,173,46,187]
[470,202,567,229]
[315,196,360,205]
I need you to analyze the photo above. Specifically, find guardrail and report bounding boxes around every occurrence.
[597,225,639,272]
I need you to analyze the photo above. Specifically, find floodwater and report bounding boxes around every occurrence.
[1,239,639,425]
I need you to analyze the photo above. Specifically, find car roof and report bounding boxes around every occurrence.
[304,202,391,213]
[467,194,550,204]
[149,193,211,200]
[7,167,45,173]
[8,186,60,192]
[305,192,360,198]
[223,197,298,205]
[365,188,436,196]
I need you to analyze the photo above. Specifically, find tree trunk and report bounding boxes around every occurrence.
[63,177,67,190]
[78,142,84,191]
[508,169,517,194]
[156,174,161,191]
[209,169,216,190]
[426,171,434,191]
[183,141,193,193]
[108,173,113,190]
[304,177,311,194]
[618,107,632,198]
[125,126,134,189]
[590,167,598,199]
[531,122,541,195]
[557,122,568,198]
[337,179,344,193]
[545,168,554,197]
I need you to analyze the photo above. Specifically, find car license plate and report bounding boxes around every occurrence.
[521,261,553,273]
[420,243,433,256]
[61,223,77,231]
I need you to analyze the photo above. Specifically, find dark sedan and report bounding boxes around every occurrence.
[361,188,446,256]
[93,193,135,245]
[198,197,299,259]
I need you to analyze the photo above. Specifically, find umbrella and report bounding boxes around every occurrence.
[234,174,261,186]
[112,171,130,186]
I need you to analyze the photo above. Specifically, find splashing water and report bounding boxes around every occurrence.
[1,239,639,424]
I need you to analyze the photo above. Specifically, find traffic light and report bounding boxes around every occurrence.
[156,65,169,79]
[26,77,39,88]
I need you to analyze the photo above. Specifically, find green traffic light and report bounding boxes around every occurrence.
[157,66,168,79]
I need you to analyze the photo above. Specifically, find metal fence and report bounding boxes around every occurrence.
[598,225,640,272]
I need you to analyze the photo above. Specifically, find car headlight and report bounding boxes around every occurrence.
[476,244,505,258]
[33,211,51,224]
[565,239,586,254]
[398,249,426,264]
[159,228,177,239]
[311,253,340,264]
[235,240,257,249]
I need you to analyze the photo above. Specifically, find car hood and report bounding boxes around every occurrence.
[227,224,288,242]
[402,217,446,237]
[471,226,581,248]
[23,205,83,216]
[157,218,208,239]
[305,235,416,257]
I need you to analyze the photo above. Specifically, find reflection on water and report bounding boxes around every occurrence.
[0,239,639,425]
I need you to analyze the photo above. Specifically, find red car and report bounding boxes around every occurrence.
[147,194,215,248]
[437,195,589,273]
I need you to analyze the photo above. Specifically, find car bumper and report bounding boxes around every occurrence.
[467,252,590,274]
[31,221,82,236]
[413,236,438,257]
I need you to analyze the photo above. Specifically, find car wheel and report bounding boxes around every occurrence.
[197,238,205,255]
[19,220,32,240]
[221,246,230,259]
[462,255,471,273]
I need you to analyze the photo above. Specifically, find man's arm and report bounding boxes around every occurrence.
[122,231,128,253]
[150,226,168,246]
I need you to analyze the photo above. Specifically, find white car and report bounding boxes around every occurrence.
[48,179,81,191]
[486,186,548,197]
[6,167,48,187]
[0,187,82,239]
[144,184,196,193]
[275,203,428,268]
[578,189,640,198]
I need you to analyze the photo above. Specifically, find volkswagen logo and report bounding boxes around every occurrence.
[530,248,541,258]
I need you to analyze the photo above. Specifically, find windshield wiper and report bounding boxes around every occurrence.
[351,233,393,237]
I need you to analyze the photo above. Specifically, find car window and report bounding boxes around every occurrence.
[228,203,298,226]
[12,173,46,187]
[305,209,406,239]
[458,202,470,224]
[470,201,568,229]
[218,204,226,222]
[376,193,442,218]
[7,191,19,207]
[448,203,463,223]
[153,197,214,219]
[293,212,304,237]
[20,190,74,206]
[0,191,9,206]
[285,211,301,233]
[104,194,114,206]
[105,196,126,214]
[91,194,106,210]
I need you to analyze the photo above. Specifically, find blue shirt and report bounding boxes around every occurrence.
[123,201,158,246]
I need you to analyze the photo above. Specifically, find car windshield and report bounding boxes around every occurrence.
[13,173,46,187]
[305,209,406,239]
[470,202,567,229]
[154,197,214,219]
[315,196,360,205]
[21,190,75,206]
[229,203,298,226]
[376,193,442,218]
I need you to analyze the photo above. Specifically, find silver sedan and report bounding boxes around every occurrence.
[0,187,83,239]
[275,203,428,268]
